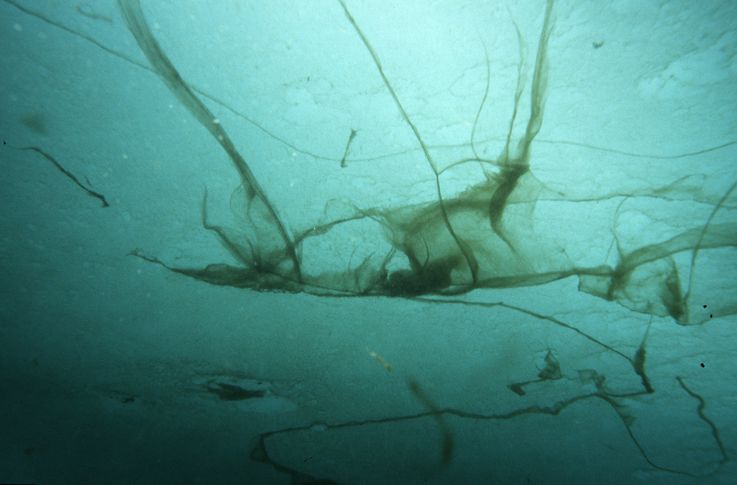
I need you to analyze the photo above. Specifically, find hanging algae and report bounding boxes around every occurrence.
[120,0,737,325]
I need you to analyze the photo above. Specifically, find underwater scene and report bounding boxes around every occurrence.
[1,0,736,483]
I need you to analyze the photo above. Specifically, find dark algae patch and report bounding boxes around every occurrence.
[118,0,736,326]
[8,144,109,208]
[2,0,732,482]
[111,1,734,480]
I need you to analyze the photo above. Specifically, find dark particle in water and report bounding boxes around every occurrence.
[19,113,48,135]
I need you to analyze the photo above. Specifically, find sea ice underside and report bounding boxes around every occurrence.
[5,0,732,481]
[116,0,736,327]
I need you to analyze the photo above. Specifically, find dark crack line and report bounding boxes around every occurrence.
[470,42,491,166]
[676,376,730,467]
[8,144,109,207]
[413,296,633,365]
[251,381,717,482]
[543,138,737,161]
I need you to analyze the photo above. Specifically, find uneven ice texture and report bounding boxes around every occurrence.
[119,0,736,326]
[4,0,735,482]
[112,2,735,477]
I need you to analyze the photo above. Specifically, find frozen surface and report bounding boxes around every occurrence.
[1,0,736,483]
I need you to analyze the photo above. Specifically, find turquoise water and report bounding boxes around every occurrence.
[1,1,736,483]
